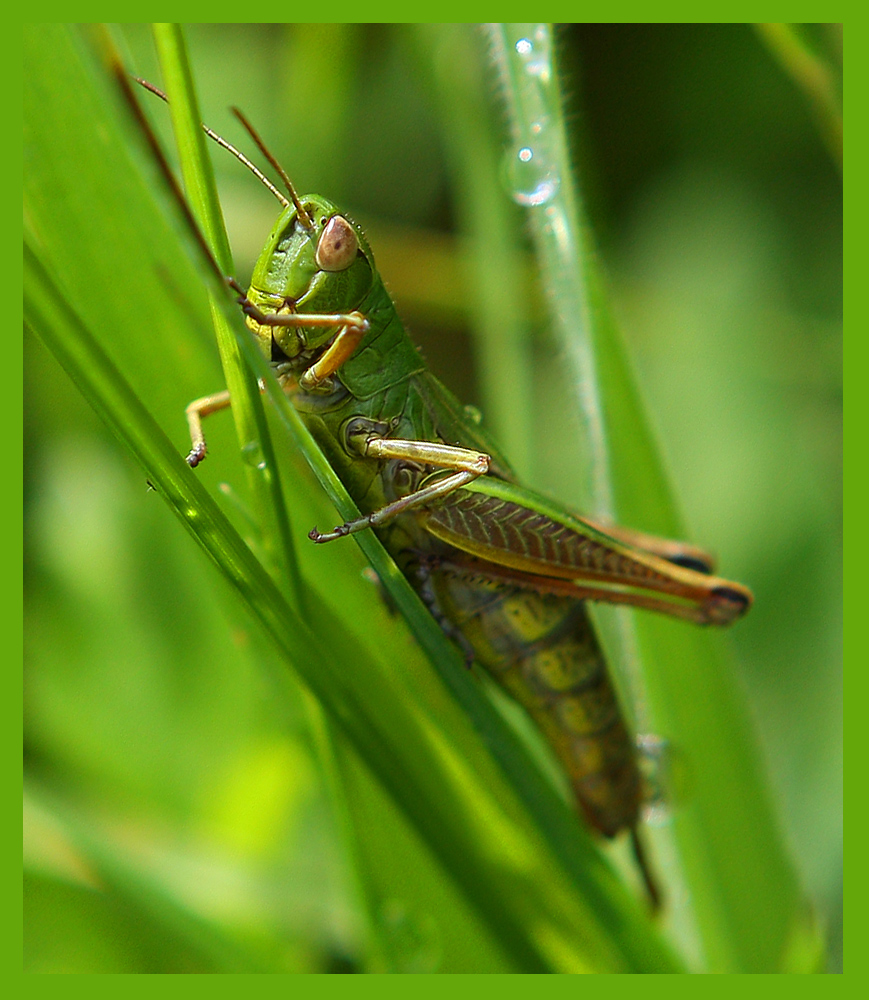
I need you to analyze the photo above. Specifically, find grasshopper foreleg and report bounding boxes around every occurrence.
[185,388,233,467]
[229,278,369,343]
[298,320,367,391]
[183,276,368,464]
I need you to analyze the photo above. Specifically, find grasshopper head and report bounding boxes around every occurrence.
[246,194,374,362]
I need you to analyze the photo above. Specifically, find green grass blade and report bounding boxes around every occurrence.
[753,23,842,171]
[150,24,302,608]
[487,22,812,972]
[23,223,557,974]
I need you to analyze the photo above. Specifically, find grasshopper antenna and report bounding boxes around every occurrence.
[230,106,313,230]
[134,77,290,210]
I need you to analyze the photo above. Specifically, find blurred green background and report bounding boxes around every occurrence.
[24,24,841,972]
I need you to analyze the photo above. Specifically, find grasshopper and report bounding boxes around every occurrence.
[157,88,752,909]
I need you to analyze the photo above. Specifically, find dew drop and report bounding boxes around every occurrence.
[513,25,551,83]
[504,143,559,207]
[240,440,268,471]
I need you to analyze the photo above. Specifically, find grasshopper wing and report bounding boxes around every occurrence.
[420,477,752,626]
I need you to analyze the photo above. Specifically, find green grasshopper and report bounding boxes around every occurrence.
[159,89,752,910]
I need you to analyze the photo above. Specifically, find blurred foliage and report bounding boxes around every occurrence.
[24,24,841,972]
[569,27,842,971]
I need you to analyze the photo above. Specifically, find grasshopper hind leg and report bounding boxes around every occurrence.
[413,553,480,667]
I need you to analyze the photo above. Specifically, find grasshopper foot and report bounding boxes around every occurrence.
[309,524,351,543]
[186,443,207,468]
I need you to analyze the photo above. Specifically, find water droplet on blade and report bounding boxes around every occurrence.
[504,143,559,207]
[513,25,552,83]
[240,440,268,471]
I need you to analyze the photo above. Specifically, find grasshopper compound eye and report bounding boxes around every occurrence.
[316,216,359,271]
